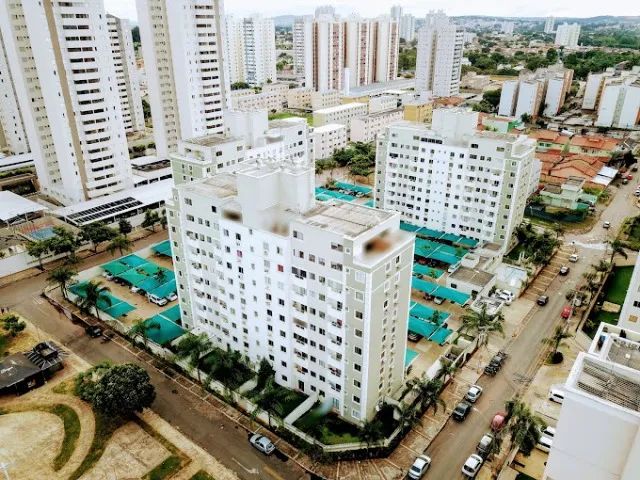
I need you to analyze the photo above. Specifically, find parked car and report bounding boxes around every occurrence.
[408,331,423,342]
[541,425,556,438]
[102,272,114,281]
[484,364,499,376]
[166,292,178,302]
[635,189,640,197]
[433,297,444,305]
[568,254,579,263]
[85,325,103,338]
[147,293,168,306]
[627,174,634,180]
[603,221,611,229]
[408,454,432,479]
[489,351,508,367]
[465,385,483,403]
[491,412,507,432]
[476,433,495,458]
[561,305,572,319]
[130,285,141,293]
[249,433,275,455]
[461,453,483,478]
[537,295,549,306]
[452,401,473,421]
[559,266,570,276]
[496,292,512,305]
[536,435,553,453]
[549,387,565,404]
[623,178,629,185]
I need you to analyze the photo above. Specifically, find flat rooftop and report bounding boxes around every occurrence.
[183,134,240,147]
[300,202,394,239]
[315,103,367,114]
[182,174,238,199]
[576,356,640,413]
[449,266,494,287]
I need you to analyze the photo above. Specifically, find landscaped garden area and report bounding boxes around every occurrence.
[621,215,640,250]
[585,265,634,337]
[507,223,560,266]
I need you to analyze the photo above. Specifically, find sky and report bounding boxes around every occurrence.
[104,0,635,22]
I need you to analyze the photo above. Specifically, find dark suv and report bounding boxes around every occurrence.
[452,401,472,421]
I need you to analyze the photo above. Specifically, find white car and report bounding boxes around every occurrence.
[130,285,141,294]
[166,292,178,302]
[147,293,168,306]
[568,254,579,263]
[461,453,483,477]
[465,384,483,403]
[102,272,114,280]
[536,435,553,453]
[408,454,432,479]
[249,433,275,455]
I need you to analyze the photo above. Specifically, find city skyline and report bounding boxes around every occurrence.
[103,0,637,22]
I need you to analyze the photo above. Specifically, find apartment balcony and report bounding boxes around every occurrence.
[326,287,343,302]
[328,319,343,336]
[327,303,343,319]
[327,352,343,370]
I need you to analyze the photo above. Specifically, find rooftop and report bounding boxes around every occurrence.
[299,202,394,239]
[449,266,495,287]
[183,134,241,148]
[314,103,367,114]
[576,356,640,413]
[312,123,346,133]
[182,174,238,199]
[570,135,621,151]
[0,191,47,223]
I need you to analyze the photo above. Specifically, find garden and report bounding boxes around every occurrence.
[584,265,634,337]
[621,215,640,250]
[506,223,560,266]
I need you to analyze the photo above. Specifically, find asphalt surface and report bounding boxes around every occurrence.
[0,235,307,480]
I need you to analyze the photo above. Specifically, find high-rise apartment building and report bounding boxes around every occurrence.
[0,30,28,155]
[293,13,399,93]
[107,14,145,134]
[168,154,414,424]
[415,11,464,97]
[555,23,581,48]
[390,6,403,21]
[399,15,416,42]
[225,15,277,86]
[375,109,537,245]
[543,323,640,480]
[0,0,132,205]
[544,16,555,34]
[137,0,229,159]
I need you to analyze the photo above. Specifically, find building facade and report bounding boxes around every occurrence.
[0,0,133,205]
[107,14,145,134]
[0,29,28,155]
[415,11,464,97]
[375,109,537,245]
[225,15,277,86]
[555,23,581,48]
[350,108,404,142]
[313,103,369,133]
[168,155,414,424]
[137,0,229,159]
[544,16,555,34]
[311,124,348,160]
[596,80,640,129]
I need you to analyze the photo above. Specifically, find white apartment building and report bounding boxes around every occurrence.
[311,124,348,160]
[498,80,520,117]
[350,109,404,143]
[225,15,276,86]
[287,88,313,110]
[501,22,515,35]
[373,16,400,87]
[107,14,145,134]
[400,15,416,42]
[544,70,574,117]
[224,110,269,149]
[616,256,640,330]
[344,16,376,89]
[544,16,555,34]
[170,135,246,186]
[137,0,229,159]
[168,156,414,424]
[583,67,640,111]
[246,118,311,163]
[313,13,345,92]
[596,80,640,129]
[230,90,283,114]
[311,90,341,110]
[515,81,545,119]
[313,103,369,132]
[375,109,537,245]
[292,16,314,88]
[368,96,399,114]
[0,30,28,155]
[0,0,132,205]
[415,11,465,97]
[555,23,581,48]
[500,67,573,118]
[544,323,640,480]
[390,5,403,21]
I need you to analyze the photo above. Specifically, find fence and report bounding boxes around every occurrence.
[525,205,587,223]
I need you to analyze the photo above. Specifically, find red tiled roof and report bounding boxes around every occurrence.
[528,129,570,144]
[569,135,621,151]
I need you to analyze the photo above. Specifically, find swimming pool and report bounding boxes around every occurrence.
[28,226,57,241]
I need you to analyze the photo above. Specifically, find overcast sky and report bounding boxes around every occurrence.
[104,0,635,22]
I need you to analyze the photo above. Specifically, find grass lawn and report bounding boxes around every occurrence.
[294,406,362,445]
[145,455,182,480]
[602,266,634,305]
[0,334,10,358]
[506,244,525,261]
[190,471,216,480]
[268,111,313,126]
[271,384,307,417]
[45,404,81,471]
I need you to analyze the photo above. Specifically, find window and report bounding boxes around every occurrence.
[354,346,362,355]
[355,311,363,319]
[354,364,361,372]
[353,395,360,404]
[355,329,363,338]
[353,379,361,388]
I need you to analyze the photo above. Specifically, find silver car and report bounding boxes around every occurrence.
[465,384,483,403]
[408,454,432,479]
[461,453,483,477]
[249,433,275,455]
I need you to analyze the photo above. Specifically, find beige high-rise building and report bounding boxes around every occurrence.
[107,14,145,134]
[0,0,133,205]
[225,15,277,86]
[136,0,229,159]
[0,29,28,155]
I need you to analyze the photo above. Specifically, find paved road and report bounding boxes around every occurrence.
[0,238,307,480]
[422,179,640,479]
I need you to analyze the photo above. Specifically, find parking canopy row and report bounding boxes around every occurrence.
[69,281,135,318]
[100,254,176,299]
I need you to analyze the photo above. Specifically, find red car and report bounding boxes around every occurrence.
[491,412,507,432]
[561,306,572,319]
[627,174,633,180]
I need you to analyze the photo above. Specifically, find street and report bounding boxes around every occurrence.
[0,234,308,480]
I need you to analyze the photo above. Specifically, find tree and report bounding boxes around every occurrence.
[47,266,76,300]
[410,377,446,413]
[129,319,161,347]
[160,212,168,230]
[520,113,532,124]
[543,326,572,363]
[2,314,26,337]
[80,223,116,253]
[593,259,611,274]
[546,48,558,63]
[175,333,213,383]
[360,419,385,448]
[461,305,505,349]
[552,223,565,240]
[76,280,111,321]
[255,358,275,391]
[118,219,133,238]
[231,81,250,90]
[26,240,50,270]
[253,377,299,427]
[48,226,80,259]
[142,210,160,232]
[107,235,133,257]
[76,363,155,417]
[505,398,544,456]
[608,239,628,265]
[437,358,458,383]
[482,89,502,108]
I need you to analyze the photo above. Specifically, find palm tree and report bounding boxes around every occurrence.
[543,326,572,362]
[129,319,161,347]
[47,265,77,299]
[505,398,545,456]
[393,402,420,430]
[360,419,385,448]
[608,239,628,265]
[593,259,611,274]
[175,333,213,383]
[437,358,458,383]
[107,235,133,257]
[154,268,168,285]
[461,305,505,370]
[552,224,565,240]
[253,377,300,427]
[76,280,111,320]
[410,377,446,413]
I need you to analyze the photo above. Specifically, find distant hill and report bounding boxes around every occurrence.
[273,15,296,27]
